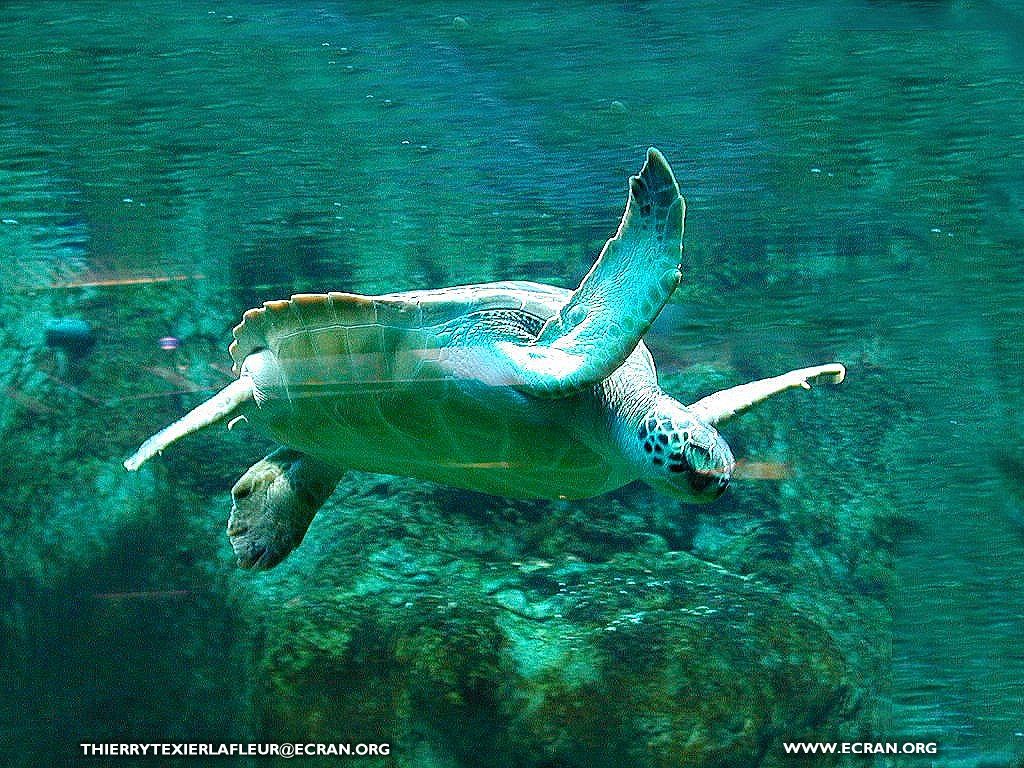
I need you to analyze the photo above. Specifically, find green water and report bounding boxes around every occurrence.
[1,1,1022,766]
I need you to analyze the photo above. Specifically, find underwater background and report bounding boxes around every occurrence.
[1,1,1021,766]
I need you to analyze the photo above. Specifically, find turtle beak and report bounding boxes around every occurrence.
[688,467,730,498]
[684,442,733,499]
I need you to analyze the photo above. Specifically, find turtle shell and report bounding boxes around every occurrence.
[229,280,570,378]
[226,280,642,498]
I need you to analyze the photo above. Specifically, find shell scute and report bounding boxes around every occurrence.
[276,328,319,362]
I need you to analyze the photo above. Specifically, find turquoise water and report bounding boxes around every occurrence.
[1,2,1022,766]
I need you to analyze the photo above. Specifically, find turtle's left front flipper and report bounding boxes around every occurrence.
[503,148,684,397]
[688,364,846,425]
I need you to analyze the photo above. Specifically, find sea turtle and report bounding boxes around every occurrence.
[124,148,845,570]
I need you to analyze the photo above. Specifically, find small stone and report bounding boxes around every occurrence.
[45,318,95,355]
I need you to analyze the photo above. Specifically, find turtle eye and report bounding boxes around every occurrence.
[688,470,714,492]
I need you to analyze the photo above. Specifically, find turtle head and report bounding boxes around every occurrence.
[632,396,734,502]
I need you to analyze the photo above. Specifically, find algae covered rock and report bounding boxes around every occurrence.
[235,473,880,768]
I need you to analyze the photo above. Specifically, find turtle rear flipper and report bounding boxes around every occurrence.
[123,377,254,471]
[228,447,344,570]
[512,148,684,397]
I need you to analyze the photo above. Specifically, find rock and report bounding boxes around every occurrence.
[235,475,882,768]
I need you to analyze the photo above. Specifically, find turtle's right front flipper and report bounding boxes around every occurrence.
[228,447,344,570]
[506,148,685,397]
